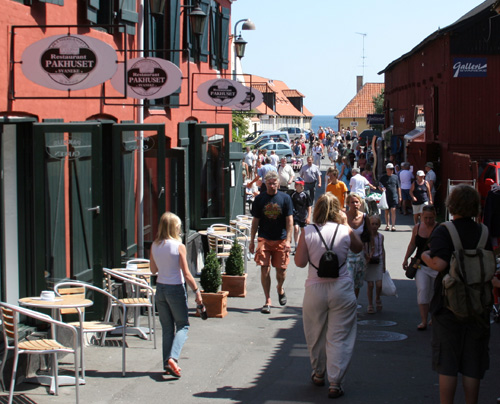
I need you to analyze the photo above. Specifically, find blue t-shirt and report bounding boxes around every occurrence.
[251,191,293,240]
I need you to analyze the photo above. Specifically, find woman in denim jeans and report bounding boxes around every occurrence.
[151,212,203,378]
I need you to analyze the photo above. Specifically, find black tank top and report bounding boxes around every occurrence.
[414,224,435,259]
[412,181,429,205]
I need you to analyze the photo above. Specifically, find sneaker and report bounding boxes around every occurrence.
[278,290,287,306]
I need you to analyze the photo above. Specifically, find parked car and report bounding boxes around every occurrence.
[478,161,500,206]
[257,142,293,162]
[247,131,290,147]
[279,127,306,141]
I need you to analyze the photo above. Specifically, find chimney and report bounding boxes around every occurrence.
[356,76,363,93]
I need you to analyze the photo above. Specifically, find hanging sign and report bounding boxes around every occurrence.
[111,57,183,99]
[21,34,117,91]
[232,86,264,111]
[197,78,247,107]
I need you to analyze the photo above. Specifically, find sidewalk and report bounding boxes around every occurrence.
[7,213,500,404]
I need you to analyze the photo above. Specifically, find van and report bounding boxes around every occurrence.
[247,131,290,146]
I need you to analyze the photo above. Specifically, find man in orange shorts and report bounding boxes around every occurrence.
[249,171,293,314]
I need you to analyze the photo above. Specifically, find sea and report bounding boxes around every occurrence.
[311,115,339,133]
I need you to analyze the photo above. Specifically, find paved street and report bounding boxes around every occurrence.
[6,209,500,404]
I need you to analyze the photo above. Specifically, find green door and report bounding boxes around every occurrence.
[32,123,103,294]
[111,124,166,266]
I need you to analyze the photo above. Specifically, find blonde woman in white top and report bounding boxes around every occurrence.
[150,212,202,378]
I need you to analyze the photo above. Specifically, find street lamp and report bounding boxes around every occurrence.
[232,19,256,80]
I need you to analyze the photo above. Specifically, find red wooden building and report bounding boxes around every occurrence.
[380,0,500,202]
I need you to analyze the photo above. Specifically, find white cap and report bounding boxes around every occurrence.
[386,163,394,169]
[416,170,425,177]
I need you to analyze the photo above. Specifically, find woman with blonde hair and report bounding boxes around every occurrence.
[150,212,203,378]
[295,193,363,399]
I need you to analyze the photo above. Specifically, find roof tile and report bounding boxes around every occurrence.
[335,83,384,119]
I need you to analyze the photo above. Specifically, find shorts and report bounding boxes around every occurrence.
[347,251,366,289]
[293,218,306,228]
[254,238,290,269]
[401,189,411,201]
[412,201,429,214]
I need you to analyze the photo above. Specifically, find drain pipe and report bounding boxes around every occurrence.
[137,0,145,258]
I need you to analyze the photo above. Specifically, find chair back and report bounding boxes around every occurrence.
[56,286,85,315]
[0,306,17,346]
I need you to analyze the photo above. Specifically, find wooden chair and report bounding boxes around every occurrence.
[102,268,156,349]
[54,281,127,378]
[0,302,80,404]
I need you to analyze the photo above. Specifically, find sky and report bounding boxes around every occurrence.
[231,0,486,116]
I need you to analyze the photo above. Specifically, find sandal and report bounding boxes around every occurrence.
[391,226,396,232]
[328,385,344,399]
[311,372,325,387]
[367,305,375,314]
[261,304,271,314]
[376,300,383,312]
[417,323,427,331]
[385,225,390,231]
[164,358,181,378]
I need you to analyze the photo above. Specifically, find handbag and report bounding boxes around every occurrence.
[381,271,397,296]
[405,257,420,279]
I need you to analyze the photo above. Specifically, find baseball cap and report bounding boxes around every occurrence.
[416,170,425,177]
[386,163,394,169]
[295,177,305,185]
[425,162,434,169]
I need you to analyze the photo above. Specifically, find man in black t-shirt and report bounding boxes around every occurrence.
[290,177,312,252]
[250,171,294,314]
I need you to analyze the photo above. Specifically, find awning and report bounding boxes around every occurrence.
[404,128,425,141]
[381,125,393,135]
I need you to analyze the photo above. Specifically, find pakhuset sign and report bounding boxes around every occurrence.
[111,57,183,99]
[21,34,118,91]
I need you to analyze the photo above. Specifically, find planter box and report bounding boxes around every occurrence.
[198,291,229,318]
[222,274,247,297]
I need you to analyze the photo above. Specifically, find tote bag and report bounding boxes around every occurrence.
[381,271,397,296]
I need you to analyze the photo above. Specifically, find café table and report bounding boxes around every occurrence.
[18,295,93,393]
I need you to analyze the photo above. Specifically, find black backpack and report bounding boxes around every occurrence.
[310,224,344,278]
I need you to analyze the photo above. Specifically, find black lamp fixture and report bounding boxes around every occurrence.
[178,1,208,36]
[234,36,248,59]
[149,0,166,16]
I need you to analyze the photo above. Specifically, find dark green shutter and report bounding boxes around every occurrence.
[87,0,99,24]
[39,0,64,5]
[210,3,218,69]
[168,0,181,106]
[220,7,230,69]
[121,131,138,256]
[199,0,211,63]
[119,0,139,35]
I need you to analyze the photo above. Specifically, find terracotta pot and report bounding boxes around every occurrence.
[198,291,229,318]
[221,273,247,297]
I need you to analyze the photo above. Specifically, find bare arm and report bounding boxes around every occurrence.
[285,215,293,245]
[382,234,386,272]
[409,182,416,202]
[150,249,158,275]
[402,226,418,268]
[426,181,433,205]
[294,230,309,267]
[349,227,363,253]
[421,251,448,272]
[179,244,202,304]
[249,217,260,253]
[306,206,312,224]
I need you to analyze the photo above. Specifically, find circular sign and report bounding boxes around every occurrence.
[21,34,117,91]
[232,86,264,111]
[111,57,183,100]
[197,78,247,107]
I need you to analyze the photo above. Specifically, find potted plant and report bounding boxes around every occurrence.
[222,241,247,297]
[199,249,228,318]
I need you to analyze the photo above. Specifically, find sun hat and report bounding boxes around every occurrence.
[386,163,394,169]
[425,162,434,169]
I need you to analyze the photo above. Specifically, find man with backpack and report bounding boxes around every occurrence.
[421,184,495,404]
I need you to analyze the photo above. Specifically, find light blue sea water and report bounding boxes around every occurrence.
[311,115,339,133]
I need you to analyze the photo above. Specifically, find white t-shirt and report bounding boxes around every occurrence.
[349,174,370,197]
[278,164,295,187]
[425,169,437,194]
[244,151,254,167]
[269,154,280,167]
[399,169,414,190]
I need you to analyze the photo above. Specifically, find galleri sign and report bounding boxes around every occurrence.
[21,35,117,90]
[453,58,487,78]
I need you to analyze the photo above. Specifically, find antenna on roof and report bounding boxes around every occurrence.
[356,32,367,77]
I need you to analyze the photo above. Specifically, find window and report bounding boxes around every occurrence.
[86,0,138,35]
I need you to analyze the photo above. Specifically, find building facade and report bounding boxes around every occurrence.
[0,0,241,311]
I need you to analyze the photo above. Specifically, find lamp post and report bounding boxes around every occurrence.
[232,19,256,81]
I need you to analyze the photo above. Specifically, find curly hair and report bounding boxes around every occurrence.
[446,184,480,218]
[313,193,342,225]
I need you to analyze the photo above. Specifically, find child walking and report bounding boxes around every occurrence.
[364,215,386,314]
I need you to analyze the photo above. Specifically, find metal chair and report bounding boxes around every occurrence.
[102,268,156,349]
[208,224,250,272]
[0,302,80,404]
[54,281,127,378]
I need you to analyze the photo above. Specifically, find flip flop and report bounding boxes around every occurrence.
[261,304,271,314]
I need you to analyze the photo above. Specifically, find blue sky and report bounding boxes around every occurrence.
[231,0,485,116]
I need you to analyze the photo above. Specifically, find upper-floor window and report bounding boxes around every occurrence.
[86,0,138,35]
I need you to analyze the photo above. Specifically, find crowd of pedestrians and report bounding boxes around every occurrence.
[225,127,498,402]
